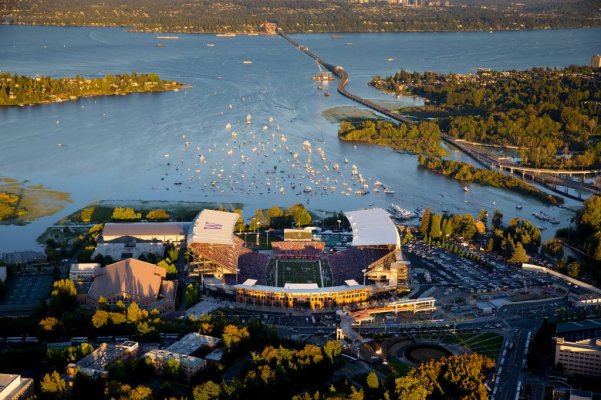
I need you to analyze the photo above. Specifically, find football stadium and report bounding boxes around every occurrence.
[187,208,410,310]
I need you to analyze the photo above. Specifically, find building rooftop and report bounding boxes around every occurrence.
[165,332,221,355]
[204,348,224,363]
[87,259,172,304]
[0,374,19,392]
[344,208,400,247]
[557,319,601,335]
[146,349,206,367]
[188,210,239,245]
[76,341,138,372]
[103,222,190,240]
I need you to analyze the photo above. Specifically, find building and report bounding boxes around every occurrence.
[187,209,244,279]
[87,259,177,312]
[165,332,221,355]
[204,348,224,364]
[94,222,190,260]
[0,267,6,283]
[0,374,34,400]
[554,337,601,377]
[591,55,601,68]
[69,263,101,281]
[235,279,370,309]
[283,228,315,241]
[145,350,206,381]
[553,388,594,400]
[556,319,601,341]
[67,341,139,379]
[101,222,190,243]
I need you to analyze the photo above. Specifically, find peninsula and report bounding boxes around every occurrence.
[0,72,184,106]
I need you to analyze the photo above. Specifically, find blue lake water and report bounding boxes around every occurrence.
[1,26,600,251]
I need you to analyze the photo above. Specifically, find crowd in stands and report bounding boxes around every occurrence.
[327,247,392,286]
[189,236,244,274]
[234,248,270,285]
[271,241,325,260]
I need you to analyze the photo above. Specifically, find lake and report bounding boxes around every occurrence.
[1,26,600,251]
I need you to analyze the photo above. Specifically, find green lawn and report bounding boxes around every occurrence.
[276,260,322,287]
[443,332,504,359]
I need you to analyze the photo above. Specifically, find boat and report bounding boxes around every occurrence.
[304,186,313,193]
[246,114,252,125]
[206,43,215,47]
[463,186,470,192]
[324,92,331,97]
[156,43,166,47]
[516,204,523,210]
[388,203,416,219]
[387,58,395,62]
[156,36,179,39]
[550,218,560,225]
[384,188,395,194]
[330,35,343,40]
[243,60,253,64]
[216,33,236,37]
[374,180,384,186]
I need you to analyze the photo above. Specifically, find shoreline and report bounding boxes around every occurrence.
[2,22,599,35]
[0,84,189,108]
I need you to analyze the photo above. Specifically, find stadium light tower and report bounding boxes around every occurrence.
[256,221,261,247]
[362,269,367,285]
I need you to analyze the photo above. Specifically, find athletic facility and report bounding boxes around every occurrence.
[187,208,410,309]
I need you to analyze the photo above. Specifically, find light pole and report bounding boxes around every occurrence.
[362,269,367,285]
[266,229,271,249]
[337,219,341,232]
[236,268,240,284]
[256,221,261,248]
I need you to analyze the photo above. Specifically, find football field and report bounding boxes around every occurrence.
[276,260,322,287]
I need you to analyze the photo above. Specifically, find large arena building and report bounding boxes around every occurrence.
[187,208,410,310]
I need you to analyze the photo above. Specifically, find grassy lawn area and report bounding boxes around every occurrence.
[442,332,504,359]
[276,260,322,287]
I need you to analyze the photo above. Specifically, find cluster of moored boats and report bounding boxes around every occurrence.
[387,203,422,220]
[532,211,560,224]
[156,111,396,201]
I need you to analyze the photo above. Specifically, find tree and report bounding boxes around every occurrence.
[92,309,110,329]
[509,242,529,264]
[395,375,430,400]
[126,302,142,323]
[146,209,170,221]
[429,213,442,240]
[49,279,78,315]
[323,340,342,363]
[492,210,503,230]
[39,316,60,332]
[193,381,221,400]
[567,261,580,279]
[111,207,141,221]
[286,204,312,227]
[222,324,250,349]
[420,208,431,237]
[157,259,177,278]
[366,371,379,389]
[41,371,66,399]
[163,358,181,380]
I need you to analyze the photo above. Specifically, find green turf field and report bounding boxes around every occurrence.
[276,260,322,287]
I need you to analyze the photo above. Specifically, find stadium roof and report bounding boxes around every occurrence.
[234,282,367,294]
[344,208,400,247]
[188,210,239,245]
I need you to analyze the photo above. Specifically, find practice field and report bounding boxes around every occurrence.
[0,274,53,308]
[276,260,323,287]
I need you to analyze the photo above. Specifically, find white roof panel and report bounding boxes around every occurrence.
[284,283,319,289]
[188,210,239,245]
[344,208,400,247]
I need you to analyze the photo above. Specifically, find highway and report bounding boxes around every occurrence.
[277,31,414,125]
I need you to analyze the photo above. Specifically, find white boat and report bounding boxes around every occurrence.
[243,60,253,64]
[463,186,470,192]
[374,180,384,186]
[304,186,313,193]
[384,188,395,194]
[246,114,252,124]
[206,43,215,47]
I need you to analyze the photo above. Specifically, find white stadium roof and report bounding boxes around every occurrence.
[344,208,400,247]
[188,209,239,245]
